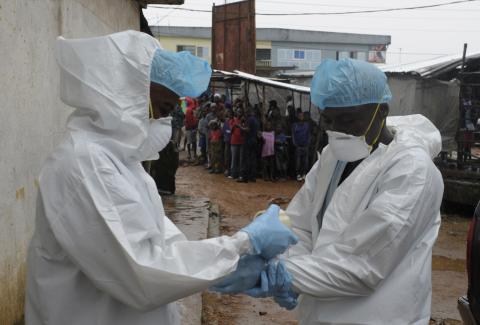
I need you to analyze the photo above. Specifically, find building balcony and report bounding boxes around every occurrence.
[256,60,272,68]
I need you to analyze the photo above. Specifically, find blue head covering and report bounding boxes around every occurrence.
[150,49,212,97]
[310,58,392,110]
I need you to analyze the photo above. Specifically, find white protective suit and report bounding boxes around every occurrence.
[25,31,251,325]
[284,114,444,325]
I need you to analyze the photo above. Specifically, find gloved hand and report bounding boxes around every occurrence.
[269,260,298,310]
[273,288,299,310]
[241,204,298,259]
[210,254,266,294]
[243,259,298,310]
[243,259,290,297]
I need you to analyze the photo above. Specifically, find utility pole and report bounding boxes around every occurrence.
[399,48,402,65]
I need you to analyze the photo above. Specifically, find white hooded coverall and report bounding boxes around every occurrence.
[284,115,444,325]
[25,31,250,325]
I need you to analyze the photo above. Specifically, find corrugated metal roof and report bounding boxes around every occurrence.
[213,69,311,94]
[381,51,480,78]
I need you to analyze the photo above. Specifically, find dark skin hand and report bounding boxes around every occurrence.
[320,103,394,148]
[150,82,180,119]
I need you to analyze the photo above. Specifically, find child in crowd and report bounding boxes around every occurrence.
[208,118,223,173]
[292,109,310,181]
[261,121,275,182]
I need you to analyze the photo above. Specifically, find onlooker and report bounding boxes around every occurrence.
[241,108,260,182]
[285,95,295,121]
[274,125,289,180]
[261,121,275,182]
[292,109,310,181]
[171,103,185,149]
[208,118,223,173]
[205,103,217,169]
[229,109,245,179]
[184,102,198,160]
[197,109,208,164]
[266,100,279,120]
[222,109,233,176]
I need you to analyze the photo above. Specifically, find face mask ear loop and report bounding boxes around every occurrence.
[149,100,154,120]
[364,102,382,136]
[366,103,386,151]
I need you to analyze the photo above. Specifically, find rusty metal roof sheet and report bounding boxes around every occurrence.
[213,69,311,94]
[381,51,480,78]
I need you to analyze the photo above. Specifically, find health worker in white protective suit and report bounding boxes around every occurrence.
[215,58,445,324]
[25,30,297,325]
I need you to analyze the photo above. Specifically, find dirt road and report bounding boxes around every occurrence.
[175,157,470,324]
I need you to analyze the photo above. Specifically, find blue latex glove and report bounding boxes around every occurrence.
[270,260,298,310]
[241,204,298,259]
[210,255,266,294]
[244,260,298,310]
[273,288,299,310]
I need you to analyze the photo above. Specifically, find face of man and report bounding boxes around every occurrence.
[320,103,388,145]
[150,82,180,119]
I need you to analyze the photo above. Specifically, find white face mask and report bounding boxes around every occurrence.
[326,131,371,162]
[136,117,172,161]
[326,103,385,162]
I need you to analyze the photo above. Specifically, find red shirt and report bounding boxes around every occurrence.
[229,118,245,145]
[184,107,198,130]
[210,129,222,142]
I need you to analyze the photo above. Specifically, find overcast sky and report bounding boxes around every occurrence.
[144,0,480,65]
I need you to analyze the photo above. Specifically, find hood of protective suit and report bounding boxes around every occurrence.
[387,114,442,158]
[56,30,161,162]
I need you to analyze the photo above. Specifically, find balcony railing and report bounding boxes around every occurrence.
[256,60,272,67]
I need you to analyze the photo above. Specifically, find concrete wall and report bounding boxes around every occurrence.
[0,1,140,323]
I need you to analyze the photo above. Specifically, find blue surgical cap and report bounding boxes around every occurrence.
[150,49,212,98]
[310,58,392,110]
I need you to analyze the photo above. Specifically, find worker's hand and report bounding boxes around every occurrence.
[210,255,266,294]
[242,259,291,297]
[273,288,299,310]
[243,259,298,310]
[241,204,298,259]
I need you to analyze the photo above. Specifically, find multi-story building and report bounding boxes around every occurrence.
[151,25,391,74]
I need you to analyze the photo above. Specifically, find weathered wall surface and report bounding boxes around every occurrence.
[0,1,139,324]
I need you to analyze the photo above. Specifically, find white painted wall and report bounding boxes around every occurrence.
[0,1,140,323]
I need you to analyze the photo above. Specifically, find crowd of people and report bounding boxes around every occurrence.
[171,93,324,182]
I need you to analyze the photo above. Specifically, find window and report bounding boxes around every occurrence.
[196,46,209,58]
[256,48,271,61]
[337,51,351,60]
[294,50,305,60]
[177,45,196,55]
[355,51,367,61]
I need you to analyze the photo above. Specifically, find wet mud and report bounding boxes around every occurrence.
[175,153,471,324]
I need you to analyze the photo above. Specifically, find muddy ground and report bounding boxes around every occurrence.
[175,154,471,325]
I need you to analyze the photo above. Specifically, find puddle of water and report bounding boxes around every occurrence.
[162,195,209,225]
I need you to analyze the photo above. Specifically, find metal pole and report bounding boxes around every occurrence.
[262,85,266,124]
[461,43,468,73]
[254,82,261,105]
